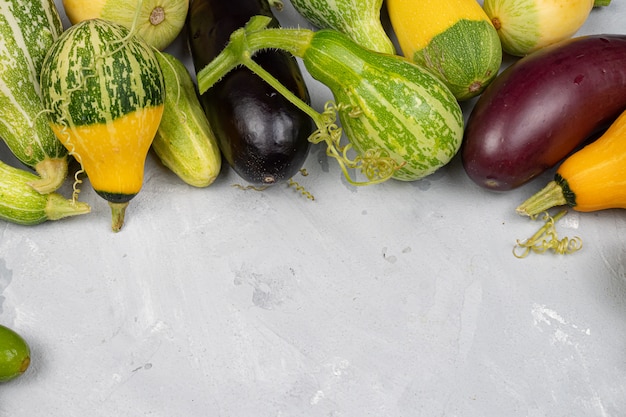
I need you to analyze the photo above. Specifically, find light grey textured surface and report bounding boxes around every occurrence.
[1,1,625,416]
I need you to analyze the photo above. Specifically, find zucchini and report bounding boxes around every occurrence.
[0,159,90,225]
[152,52,222,187]
[289,0,395,54]
[197,17,464,183]
[386,0,502,100]
[40,19,165,232]
[0,0,68,193]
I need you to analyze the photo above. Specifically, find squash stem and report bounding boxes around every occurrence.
[240,56,323,128]
[45,193,91,221]
[197,16,314,94]
[516,180,568,217]
[593,0,611,6]
[29,156,69,194]
[109,202,129,232]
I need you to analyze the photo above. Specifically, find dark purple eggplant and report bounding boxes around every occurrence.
[187,0,313,186]
[461,34,626,191]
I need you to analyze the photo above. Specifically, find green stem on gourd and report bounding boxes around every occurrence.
[109,201,128,232]
[593,0,611,7]
[197,16,313,93]
[197,16,403,186]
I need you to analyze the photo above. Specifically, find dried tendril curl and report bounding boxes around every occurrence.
[513,210,583,258]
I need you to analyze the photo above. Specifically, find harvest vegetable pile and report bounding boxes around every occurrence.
[0,0,624,247]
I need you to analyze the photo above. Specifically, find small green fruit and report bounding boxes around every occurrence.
[0,324,31,382]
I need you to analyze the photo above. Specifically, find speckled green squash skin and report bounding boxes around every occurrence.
[40,18,165,204]
[302,30,464,181]
[412,19,502,101]
[0,0,67,167]
[40,19,164,128]
[289,0,395,54]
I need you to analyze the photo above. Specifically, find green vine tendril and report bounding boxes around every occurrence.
[287,169,315,200]
[308,101,404,186]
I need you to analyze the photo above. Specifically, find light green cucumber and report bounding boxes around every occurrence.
[0,0,68,193]
[289,0,395,54]
[198,17,464,184]
[153,52,221,187]
[0,159,90,226]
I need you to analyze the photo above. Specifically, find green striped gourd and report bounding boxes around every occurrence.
[197,19,464,182]
[40,19,165,232]
[0,159,90,226]
[0,0,68,193]
[304,30,463,181]
[289,0,395,54]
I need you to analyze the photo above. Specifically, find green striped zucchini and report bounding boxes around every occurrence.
[0,159,90,226]
[289,0,395,54]
[40,19,165,232]
[303,30,464,181]
[152,52,221,187]
[0,0,68,193]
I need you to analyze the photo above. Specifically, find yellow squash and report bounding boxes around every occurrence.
[387,0,502,100]
[517,108,626,216]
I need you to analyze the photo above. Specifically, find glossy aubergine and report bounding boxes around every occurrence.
[461,34,626,191]
[187,0,313,186]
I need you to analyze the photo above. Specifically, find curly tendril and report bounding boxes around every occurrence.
[287,169,315,200]
[232,169,315,200]
[513,210,583,258]
[309,101,404,186]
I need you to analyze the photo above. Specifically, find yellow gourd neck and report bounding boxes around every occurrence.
[50,105,164,197]
[558,110,626,212]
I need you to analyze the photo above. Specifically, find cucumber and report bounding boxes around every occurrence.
[0,0,69,193]
[152,52,222,187]
[40,19,165,232]
[289,0,395,54]
[0,159,90,225]
[0,324,30,382]
[387,0,502,100]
